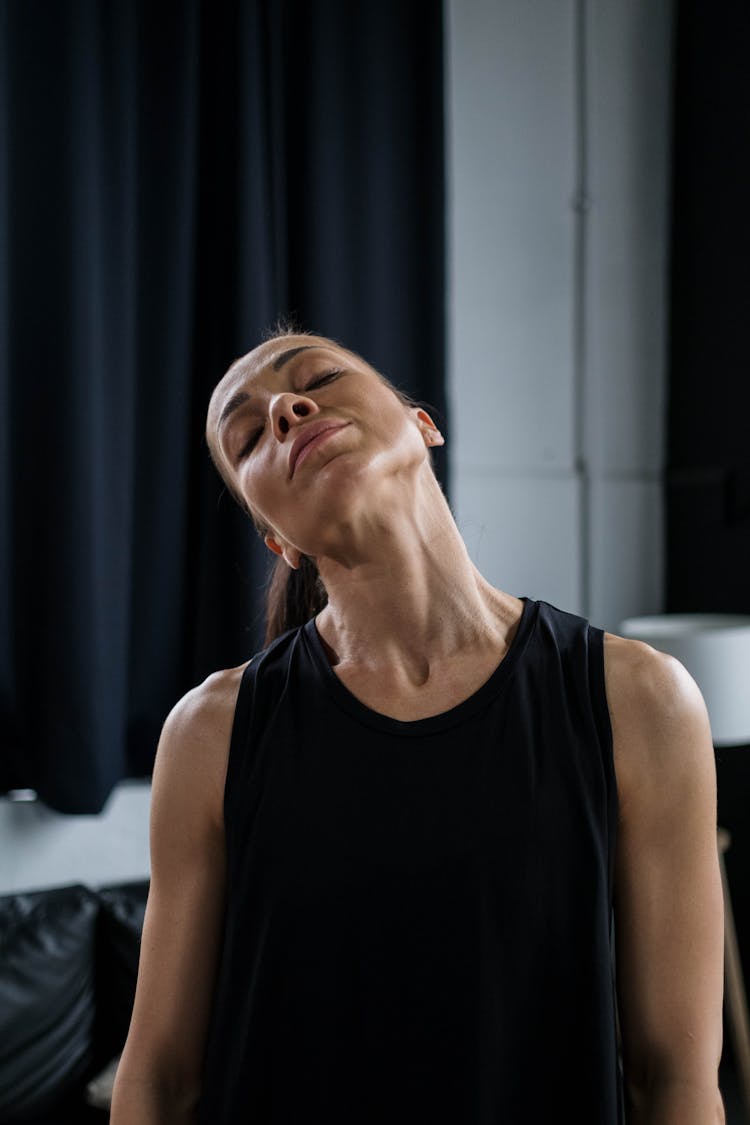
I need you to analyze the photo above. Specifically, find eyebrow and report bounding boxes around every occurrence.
[272,344,317,370]
[218,345,322,430]
[218,391,251,429]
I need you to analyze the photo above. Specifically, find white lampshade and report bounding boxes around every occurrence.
[617,614,750,748]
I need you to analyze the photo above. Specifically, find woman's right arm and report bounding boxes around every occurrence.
[110,667,244,1124]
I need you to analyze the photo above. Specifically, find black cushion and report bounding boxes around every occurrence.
[0,884,99,1122]
[17,1084,110,1124]
[93,879,149,1067]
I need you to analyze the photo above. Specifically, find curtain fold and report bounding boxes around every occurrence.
[666,0,750,612]
[0,0,445,812]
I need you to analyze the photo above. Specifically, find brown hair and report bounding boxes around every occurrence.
[206,320,433,647]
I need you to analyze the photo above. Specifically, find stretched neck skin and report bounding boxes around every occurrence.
[309,455,520,686]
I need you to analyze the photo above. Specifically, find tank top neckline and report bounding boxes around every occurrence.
[301,595,539,736]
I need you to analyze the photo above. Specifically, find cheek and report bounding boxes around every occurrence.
[233,458,272,519]
[236,456,299,541]
[382,402,423,454]
[361,388,413,439]
[240,476,276,526]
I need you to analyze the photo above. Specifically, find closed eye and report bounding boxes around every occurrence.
[305,368,342,391]
[237,425,263,461]
[236,369,342,461]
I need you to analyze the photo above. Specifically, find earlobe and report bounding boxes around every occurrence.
[264,534,302,571]
[284,548,302,571]
[415,408,445,448]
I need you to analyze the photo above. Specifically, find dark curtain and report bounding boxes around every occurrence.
[0,0,446,813]
[666,0,750,1051]
[666,0,750,613]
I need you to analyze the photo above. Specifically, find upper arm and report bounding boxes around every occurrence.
[112,667,242,1109]
[605,635,724,1098]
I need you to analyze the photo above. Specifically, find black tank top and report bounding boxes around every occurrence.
[196,596,624,1124]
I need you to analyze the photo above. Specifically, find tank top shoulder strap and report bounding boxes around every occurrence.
[534,599,614,765]
[585,620,618,900]
[220,625,307,857]
[586,623,615,780]
[221,654,260,850]
[533,599,618,900]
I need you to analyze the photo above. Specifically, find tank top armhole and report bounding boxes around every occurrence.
[587,624,619,906]
[221,656,258,857]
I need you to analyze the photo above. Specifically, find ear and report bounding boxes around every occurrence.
[264,534,303,570]
[264,534,284,558]
[414,408,445,448]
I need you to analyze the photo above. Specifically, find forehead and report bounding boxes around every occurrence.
[211,336,348,410]
[235,335,344,376]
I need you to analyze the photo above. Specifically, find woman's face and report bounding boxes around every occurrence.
[207,335,442,564]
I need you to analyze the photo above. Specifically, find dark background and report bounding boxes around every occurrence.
[667,0,750,1080]
[0,0,446,813]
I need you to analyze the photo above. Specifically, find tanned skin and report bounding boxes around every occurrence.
[111,335,725,1123]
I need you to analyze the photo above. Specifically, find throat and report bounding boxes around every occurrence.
[328,646,509,723]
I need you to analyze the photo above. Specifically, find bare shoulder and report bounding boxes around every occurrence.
[162,662,250,747]
[152,660,252,833]
[602,633,724,1104]
[601,631,716,812]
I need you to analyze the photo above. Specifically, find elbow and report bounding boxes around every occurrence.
[623,1064,725,1124]
[110,1050,204,1124]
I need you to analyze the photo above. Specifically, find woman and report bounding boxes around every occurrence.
[111,328,725,1124]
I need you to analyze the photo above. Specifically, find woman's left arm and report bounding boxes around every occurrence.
[604,634,725,1125]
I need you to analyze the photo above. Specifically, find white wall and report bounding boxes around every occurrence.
[446,0,673,632]
[0,781,151,894]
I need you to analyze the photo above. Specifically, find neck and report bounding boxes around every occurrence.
[312,469,519,674]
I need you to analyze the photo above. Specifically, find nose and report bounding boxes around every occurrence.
[268,392,319,440]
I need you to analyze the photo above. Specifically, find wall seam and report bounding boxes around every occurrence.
[573,0,591,617]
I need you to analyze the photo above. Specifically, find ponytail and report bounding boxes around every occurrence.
[264,554,328,647]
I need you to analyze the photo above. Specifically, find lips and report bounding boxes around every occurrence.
[289,419,350,477]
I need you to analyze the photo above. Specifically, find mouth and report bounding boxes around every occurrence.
[289,420,350,477]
